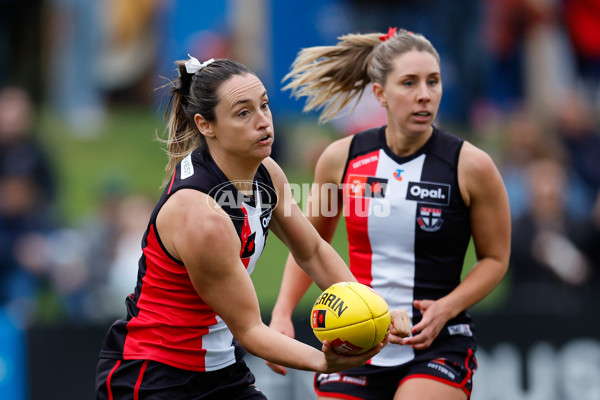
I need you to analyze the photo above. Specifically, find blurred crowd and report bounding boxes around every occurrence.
[0,0,599,330]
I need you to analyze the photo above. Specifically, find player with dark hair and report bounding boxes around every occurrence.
[95,55,411,399]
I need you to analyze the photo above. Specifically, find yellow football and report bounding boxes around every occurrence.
[311,281,391,355]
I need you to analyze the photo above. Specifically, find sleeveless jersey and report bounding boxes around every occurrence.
[99,149,277,372]
[341,126,473,367]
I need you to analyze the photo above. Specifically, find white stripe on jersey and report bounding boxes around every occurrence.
[204,316,236,371]
[205,186,268,370]
[367,150,425,366]
[242,201,267,275]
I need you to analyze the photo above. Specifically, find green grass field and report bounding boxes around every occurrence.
[38,107,506,317]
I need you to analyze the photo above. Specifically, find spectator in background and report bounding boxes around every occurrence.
[104,194,154,317]
[97,0,162,106]
[553,91,600,205]
[480,0,562,115]
[46,0,105,135]
[0,87,57,326]
[507,158,596,314]
[0,0,45,100]
[0,87,56,211]
[497,109,559,220]
[0,171,53,326]
[563,0,600,105]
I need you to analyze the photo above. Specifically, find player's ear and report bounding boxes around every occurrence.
[373,83,387,107]
[194,113,214,138]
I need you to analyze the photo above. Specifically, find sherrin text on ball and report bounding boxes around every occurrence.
[311,282,391,355]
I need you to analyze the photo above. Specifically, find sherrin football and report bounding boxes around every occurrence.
[311,281,391,355]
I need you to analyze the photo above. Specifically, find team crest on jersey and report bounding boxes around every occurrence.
[417,207,443,232]
[346,175,388,198]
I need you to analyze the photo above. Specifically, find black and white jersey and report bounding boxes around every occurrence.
[341,126,474,366]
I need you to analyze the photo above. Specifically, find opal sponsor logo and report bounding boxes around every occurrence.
[406,181,451,206]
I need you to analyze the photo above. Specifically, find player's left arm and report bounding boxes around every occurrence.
[406,142,511,349]
[262,157,356,290]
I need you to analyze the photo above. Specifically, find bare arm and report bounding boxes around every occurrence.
[265,145,354,290]
[406,141,511,349]
[266,138,353,322]
[157,188,382,372]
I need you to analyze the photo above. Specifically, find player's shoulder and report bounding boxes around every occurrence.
[164,188,225,226]
[312,136,354,185]
[459,141,497,176]
[261,157,285,182]
[321,135,354,163]
[261,157,292,199]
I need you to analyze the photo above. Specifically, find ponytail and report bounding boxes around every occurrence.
[283,29,440,124]
[283,33,380,124]
[160,61,203,187]
[159,57,254,187]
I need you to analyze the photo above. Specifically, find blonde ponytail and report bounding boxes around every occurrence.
[283,29,440,124]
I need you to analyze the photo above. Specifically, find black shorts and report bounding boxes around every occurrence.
[314,335,477,400]
[96,357,267,400]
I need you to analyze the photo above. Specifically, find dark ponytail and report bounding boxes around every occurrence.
[160,58,254,186]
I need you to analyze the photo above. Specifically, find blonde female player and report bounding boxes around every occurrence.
[267,28,511,400]
[95,56,411,400]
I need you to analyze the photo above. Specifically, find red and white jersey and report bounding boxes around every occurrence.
[341,126,474,366]
[99,149,277,372]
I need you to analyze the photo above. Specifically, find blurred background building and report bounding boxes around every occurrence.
[0,0,599,399]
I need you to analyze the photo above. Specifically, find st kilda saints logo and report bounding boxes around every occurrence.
[417,207,443,232]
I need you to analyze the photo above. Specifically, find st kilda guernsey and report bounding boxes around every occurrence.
[99,149,277,371]
[341,126,475,367]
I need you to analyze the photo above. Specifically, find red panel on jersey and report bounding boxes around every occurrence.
[239,206,252,268]
[343,150,380,286]
[123,224,217,371]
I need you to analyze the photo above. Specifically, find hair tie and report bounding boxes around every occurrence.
[185,54,215,74]
[379,27,398,42]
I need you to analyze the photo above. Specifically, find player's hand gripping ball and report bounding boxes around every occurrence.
[311,282,391,355]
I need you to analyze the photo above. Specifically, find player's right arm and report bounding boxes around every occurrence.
[265,137,350,374]
[271,137,351,314]
[156,188,384,373]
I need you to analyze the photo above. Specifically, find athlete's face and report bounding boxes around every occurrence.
[373,50,442,137]
[198,73,274,161]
